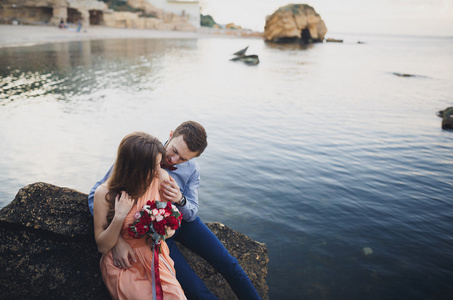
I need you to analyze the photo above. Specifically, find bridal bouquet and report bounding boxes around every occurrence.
[127,200,183,245]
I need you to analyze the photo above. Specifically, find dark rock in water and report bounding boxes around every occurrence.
[0,182,269,300]
[438,107,453,130]
[393,72,416,77]
[326,38,343,43]
[230,46,259,65]
[392,72,430,79]
[230,54,260,65]
[233,46,249,56]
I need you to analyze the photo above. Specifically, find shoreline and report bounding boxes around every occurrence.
[0,24,263,48]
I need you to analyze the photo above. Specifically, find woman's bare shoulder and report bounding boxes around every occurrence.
[94,183,109,198]
[158,169,169,184]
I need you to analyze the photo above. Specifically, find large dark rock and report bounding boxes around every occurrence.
[438,107,453,130]
[0,182,269,300]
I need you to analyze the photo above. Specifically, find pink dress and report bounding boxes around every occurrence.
[100,178,186,300]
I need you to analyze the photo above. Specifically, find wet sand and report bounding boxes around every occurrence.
[0,24,260,48]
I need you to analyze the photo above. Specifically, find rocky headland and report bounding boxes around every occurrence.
[0,182,269,299]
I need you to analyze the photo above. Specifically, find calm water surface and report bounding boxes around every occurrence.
[1,33,452,299]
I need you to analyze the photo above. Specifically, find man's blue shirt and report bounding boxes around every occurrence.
[87,159,200,222]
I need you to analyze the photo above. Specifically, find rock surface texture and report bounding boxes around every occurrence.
[0,182,269,300]
[438,107,453,130]
[264,4,327,43]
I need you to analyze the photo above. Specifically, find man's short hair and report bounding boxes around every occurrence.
[173,121,208,157]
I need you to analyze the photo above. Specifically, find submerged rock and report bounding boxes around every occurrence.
[230,55,260,65]
[326,38,343,43]
[438,107,453,130]
[0,182,269,299]
[393,72,416,77]
[363,247,374,256]
[264,4,327,43]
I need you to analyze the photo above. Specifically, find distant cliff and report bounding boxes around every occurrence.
[0,182,269,299]
[264,4,327,43]
[0,0,196,31]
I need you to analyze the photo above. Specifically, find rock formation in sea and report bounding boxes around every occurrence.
[0,182,269,300]
[438,107,453,130]
[230,46,260,66]
[264,4,327,43]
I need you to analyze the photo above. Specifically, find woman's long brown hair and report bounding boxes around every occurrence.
[105,132,165,225]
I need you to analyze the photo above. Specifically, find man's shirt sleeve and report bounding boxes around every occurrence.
[88,165,113,216]
[177,164,200,222]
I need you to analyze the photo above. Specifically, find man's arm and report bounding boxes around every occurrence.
[161,163,200,222]
[88,165,113,215]
[177,170,200,222]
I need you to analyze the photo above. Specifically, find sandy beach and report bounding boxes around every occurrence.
[0,24,262,48]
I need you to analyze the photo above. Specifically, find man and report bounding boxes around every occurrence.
[88,121,260,300]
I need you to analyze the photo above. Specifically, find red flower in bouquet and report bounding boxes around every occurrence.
[134,222,148,235]
[128,200,183,245]
[166,215,180,230]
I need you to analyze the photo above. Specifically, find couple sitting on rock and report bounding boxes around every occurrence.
[88,121,261,300]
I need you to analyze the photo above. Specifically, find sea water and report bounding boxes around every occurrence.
[0,33,452,299]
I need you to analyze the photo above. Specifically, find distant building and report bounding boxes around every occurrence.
[0,0,107,27]
[150,0,200,29]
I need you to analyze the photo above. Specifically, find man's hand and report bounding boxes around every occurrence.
[165,226,176,239]
[160,176,183,204]
[112,236,137,269]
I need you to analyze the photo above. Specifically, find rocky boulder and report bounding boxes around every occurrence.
[0,182,269,300]
[264,4,327,43]
[438,107,453,130]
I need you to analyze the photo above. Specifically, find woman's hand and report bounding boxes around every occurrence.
[114,191,134,221]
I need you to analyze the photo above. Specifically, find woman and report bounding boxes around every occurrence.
[93,132,186,300]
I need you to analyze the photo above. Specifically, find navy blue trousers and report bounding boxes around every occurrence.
[166,217,261,300]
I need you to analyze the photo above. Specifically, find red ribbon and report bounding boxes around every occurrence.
[153,244,163,300]
[150,243,163,300]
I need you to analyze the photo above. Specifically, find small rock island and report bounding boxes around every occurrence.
[264,4,327,43]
